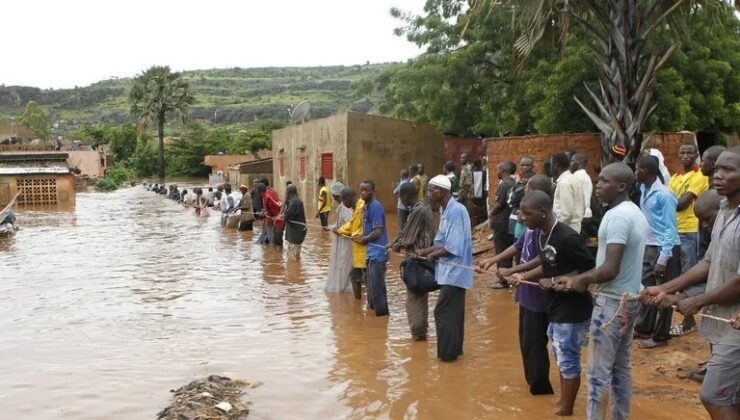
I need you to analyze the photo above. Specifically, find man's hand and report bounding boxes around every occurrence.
[639,285,665,305]
[676,296,703,316]
[392,244,401,253]
[730,313,740,330]
[654,263,666,278]
[476,260,496,274]
[554,276,588,293]
[497,267,513,281]
[356,236,368,245]
[539,277,554,290]
[509,273,524,287]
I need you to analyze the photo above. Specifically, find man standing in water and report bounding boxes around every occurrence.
[356,180,389,316]
[236,185,255,231]
[557,163,648,420]
[336,188,367,300]
[283,185,307,261]
[418,175,473,362]
[388,182,436,341]
[393,168,411,230]
[316,176,332,229]
[511,191,595,416]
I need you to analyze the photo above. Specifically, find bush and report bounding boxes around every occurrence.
[95,178,118,191]
[106,165,136,185]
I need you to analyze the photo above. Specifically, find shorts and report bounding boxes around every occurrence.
[700,344,740,406]
[547,320,590,379]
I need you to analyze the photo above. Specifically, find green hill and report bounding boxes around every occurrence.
[0,63,399,134]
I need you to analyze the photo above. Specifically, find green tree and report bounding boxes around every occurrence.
[468,0,738,164]
[129,66,194,178]
[19,101,50,140]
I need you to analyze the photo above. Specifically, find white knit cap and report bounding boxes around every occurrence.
[429,174,451,190]
[330,181,345,196]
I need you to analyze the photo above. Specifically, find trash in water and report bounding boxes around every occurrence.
[157,375,249,419]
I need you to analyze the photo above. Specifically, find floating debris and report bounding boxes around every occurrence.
[157,375,249,419]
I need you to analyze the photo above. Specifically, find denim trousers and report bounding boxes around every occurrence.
[678,232,698,274]
[587,295,639,420]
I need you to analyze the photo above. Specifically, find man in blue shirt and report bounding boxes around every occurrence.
[634,156,682,349]
[418,175,473,362]
[557,163,648,420]
[393,168,411,230]
[357,180,389,316]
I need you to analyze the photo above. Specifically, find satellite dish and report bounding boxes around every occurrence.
[288,100,311,123]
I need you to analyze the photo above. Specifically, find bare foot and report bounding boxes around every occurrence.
[555,409,573,416]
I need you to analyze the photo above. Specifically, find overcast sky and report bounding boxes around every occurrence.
[1,0,425,89]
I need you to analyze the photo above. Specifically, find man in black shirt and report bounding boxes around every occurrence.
[512,190,595,416]
[490,161,517,288]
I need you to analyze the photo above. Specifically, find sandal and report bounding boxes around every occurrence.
[669,324,697,337]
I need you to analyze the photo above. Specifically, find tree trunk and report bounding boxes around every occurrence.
[157,115,165,179]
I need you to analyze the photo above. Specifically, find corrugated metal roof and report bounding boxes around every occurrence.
[0,166,70,175]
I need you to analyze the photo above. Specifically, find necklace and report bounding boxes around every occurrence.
[539,220,558,250]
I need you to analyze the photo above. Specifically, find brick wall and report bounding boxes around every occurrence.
[642,132,696,174]
[443,137,486,169]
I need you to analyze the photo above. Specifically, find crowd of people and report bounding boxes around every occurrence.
[143,143,739,419]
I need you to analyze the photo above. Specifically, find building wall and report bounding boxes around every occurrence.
[443,137,486,169]
[204,152,273,177]
[0,173,76,207]
[67,150,107,178]
[272,114,349,212]
[346,112,444,213]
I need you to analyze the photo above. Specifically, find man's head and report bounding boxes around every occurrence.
[215,191,223,200]
[260,177,270,187]
[417,163,425,175]
[359,180,376,202]
[519,190,553,230]
[461,153,469,165]
[223,183,232,194]
[570,153,587,173]
[286,180,293,186]
[679,143,699,171]
[194,187,203,196]
[428,175,452,208]
[700,145,727,177]
[255,183,266,194]
[595,162,635,206]
[497,161,515,179]
[217,185,224,192]
[550,153,571,179]
[318,176,325,186]
[399,182,419,208]
[712,147,740,200]
[694,189,723,231]
[340,188,358,209]
[409,164,419,177]
[519,156,534,176]
[635,156,660,184]
[444,161,455,174]
[286,184,298,198]
[239,184,248,194]
[400,168,410,179]
[208,187,213,192]
[526,174,553,198]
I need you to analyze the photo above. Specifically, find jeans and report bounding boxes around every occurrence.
[366,261,389,316]
[547,321,590,379]
[678,232,698,274]
[587,295,639,420]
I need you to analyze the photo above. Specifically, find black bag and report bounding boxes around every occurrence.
[400,258,439,294]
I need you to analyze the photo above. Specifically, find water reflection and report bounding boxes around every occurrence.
[0,186,707,419]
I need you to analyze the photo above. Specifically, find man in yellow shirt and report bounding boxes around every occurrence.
[668,143,709,274]
[316,176,332,228]
[335,188,367,300]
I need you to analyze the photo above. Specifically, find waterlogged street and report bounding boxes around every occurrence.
[0,187,708,419]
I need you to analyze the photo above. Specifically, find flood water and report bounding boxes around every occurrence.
[0,186,707,419]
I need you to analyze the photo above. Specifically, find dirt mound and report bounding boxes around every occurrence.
[157,375,249,419]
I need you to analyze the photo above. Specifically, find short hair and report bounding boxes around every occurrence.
[527,174,553,198]
[679,142,698,153]
[521,190,553,211]
[409,165,419,175]
[704,145,727,161]
[551,153,570,171]
[223,183,232,191]
[318,176,325,185]
[260,177,270,187]
[445,161,456,172]
[340,187,356,200]
[399,181,418,198]
[286,184,298,195]
[361,180,375,190]
[636,156,661,176]
[505,161,516,174]
[208,187,213,192]
[401,168,410,178]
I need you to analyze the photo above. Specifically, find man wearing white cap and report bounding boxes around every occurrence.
[418,174,473,362]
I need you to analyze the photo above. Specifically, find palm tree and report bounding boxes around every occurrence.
[129,66,194,178]
[470,0,737,165]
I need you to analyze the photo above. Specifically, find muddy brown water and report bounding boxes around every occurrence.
[0,186,707,419]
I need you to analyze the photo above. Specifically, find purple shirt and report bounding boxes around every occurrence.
[513,228,553,312]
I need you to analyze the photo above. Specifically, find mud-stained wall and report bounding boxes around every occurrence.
[67,151,107,178]
[346,112,443,213]
[272,113,349,212]
[443,137,485,169]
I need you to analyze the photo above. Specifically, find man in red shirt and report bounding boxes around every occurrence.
[258,180,284,247]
